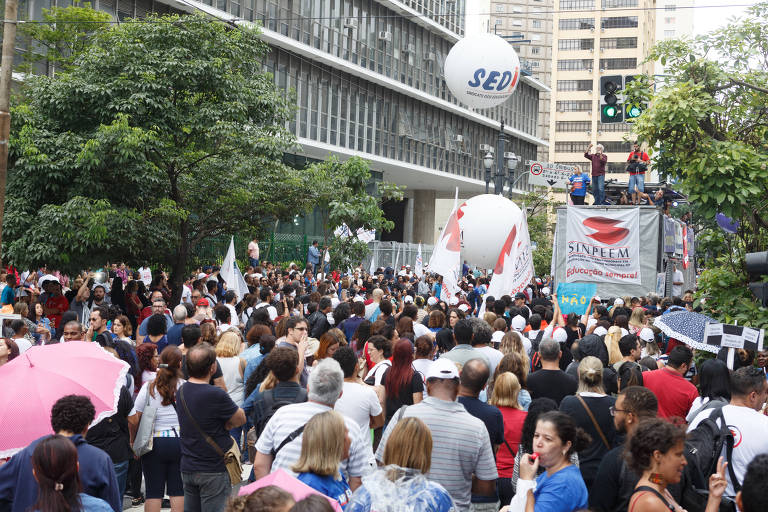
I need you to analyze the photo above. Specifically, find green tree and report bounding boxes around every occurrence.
[517,191,561,277]
[307,156,403,270]
[6,14,320,302]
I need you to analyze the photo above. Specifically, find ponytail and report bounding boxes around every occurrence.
[150,345,183,406]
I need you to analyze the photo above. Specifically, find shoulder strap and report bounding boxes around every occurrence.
[271,424,306,458]
[717,408,742,493]
[178,387,226,459]
[633,486,674,510]
[576,395,610,450]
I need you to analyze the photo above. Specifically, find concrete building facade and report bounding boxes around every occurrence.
[548,0,656,185]
[655,0,694,75]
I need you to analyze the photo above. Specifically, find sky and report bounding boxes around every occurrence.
[693,0,760,36]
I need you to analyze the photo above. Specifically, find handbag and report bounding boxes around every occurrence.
[132,389,158,457]
[178,387,243,485]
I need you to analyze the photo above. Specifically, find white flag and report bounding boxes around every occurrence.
[429,200,465,304]
[483,212,534,312]
[394,242,400,271]
[415,243,423,276]
[221,237,249,302]
[369,254,376,275]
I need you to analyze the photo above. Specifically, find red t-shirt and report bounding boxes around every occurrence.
[627,150,649,162]
[46,295,69,329]
[642,367,699,420]
[496,406,527,477]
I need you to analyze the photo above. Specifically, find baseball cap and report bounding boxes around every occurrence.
[553,327,568,343]
[403,295,414,304]
[196,298,210,307]
[353,296,365,302]
[515,292,526,300]
[511,315,526,331]
[639,327,655,342]
[593,326,608,337]
[614,298,625,306]
[541,286,550,296]
[197,272,207,280]
[593,295,601,303]
[458,304,469,312]
[491,331,504,344]
[427,297,438,306]
[425,358,460,380]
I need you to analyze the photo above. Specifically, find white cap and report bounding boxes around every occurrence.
[353,296,365,302]
[427,297,438,306]
[403,295,414,304]
[614,298,625,306]
[197,272,207,280]
[458,304,469,312]
[639,327,655,342]
[511,315,526,331]
[553,327,568,343]
[541,286,550,296]
[620,328,629,337]
[426,358,460,380]
[593,326,608,337]
[491,331,504,344]
[448,296,458,305]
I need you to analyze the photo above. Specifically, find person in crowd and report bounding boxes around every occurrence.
[142,313,170,353]
[526,339,577,406]
[736,454,768,512]
[642,345,698,419]
[292,410,353,510]
[685,358,731,423]
[468,318,504,376]
[375,358,497,511]
[137,342,159,389]
[627,418,727,512]
[0,395,120,512]
[308,297,332,339]
[457,358,503,453]
[499,330,531,362]
[590,386,660,511]
[412,335,435,380]
[583,143,607,205]
[613,333,643,373]
[339,301,365,344]
[180,324,227,390]
[29,435,114,512]
[216,330,247,444]
[381,339,424,423]
[138,297,173,337]
[0,273,16,306]
[363,335,392,386]
[253,359,373,491]
[504,411,590,512]
[176,342,246,511]
[440,319,489,369]
[348,417,455,512]
[277,316,311,387]
[28,301,52,344]
[289,495,336,512]
[111,314,133,345]
[166,304,187,347]
[307,241,321,274]
[0,337,19,367]
[134,346,184,512]
[490,372,527,506]
[558,356,616,490]
[567,166,590,205]
[489,353,531,411]
[226,485,295,512]
[687,366,768,499]
[332,346,384,435]
[313,329,344,366]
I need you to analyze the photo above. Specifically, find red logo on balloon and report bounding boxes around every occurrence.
[583,216,630,245]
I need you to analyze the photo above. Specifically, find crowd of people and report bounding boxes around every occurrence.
[1,259,767,512]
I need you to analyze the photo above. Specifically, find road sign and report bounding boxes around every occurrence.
[526,161,577,189]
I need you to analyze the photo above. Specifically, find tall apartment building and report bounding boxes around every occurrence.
[548,0,656,184]
[656,0,694,75]
[490,0,554,160]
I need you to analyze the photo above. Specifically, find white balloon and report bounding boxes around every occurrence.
[444,33,522,110]
[456,194,525,268]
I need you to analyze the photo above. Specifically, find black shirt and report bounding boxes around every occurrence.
[526,369,577,406]
[85,386,134,463]
[559,394,617,489]
[457,396,504,446]
[381,369,423,422]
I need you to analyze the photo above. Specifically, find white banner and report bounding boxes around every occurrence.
[565,207,641,284]
[485,211,535,306]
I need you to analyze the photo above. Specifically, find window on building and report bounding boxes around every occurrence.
[599,141,633,153]
[530,61,540,68]
[665,4,676,11]
[556,121,592,132]
[495,18,503,26]
[556,100,592,112]
[532,20,542,28]
[531,46,541,54]
[557,59,594,71]
[558,38,595,51]
[606,162,628,173]
[602,0,638,7]
[557,79,593,91]
[664,30,675,38]
[598,122,631,132]
[560,0,595,10]
[600,58,637,70]
[559,18,595,30]
[556,141,591,152]
[495,4,505,12]
[513,19,523,26]
[601,16,639,29]
[600,37,637,50]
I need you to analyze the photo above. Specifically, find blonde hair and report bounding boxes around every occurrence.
[629,307,645,328]
[489,372,522,409]
[382,417,432,477]
[259,371,277,392]
[499,331,527,359]
[215,331,242,357]
[577,356,605,394]
[483,312,497,326]
[605,326,623,365]
[291,411,346,478]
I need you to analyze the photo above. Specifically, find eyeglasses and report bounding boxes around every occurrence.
[609,406,629,416]
[293,327,308,331]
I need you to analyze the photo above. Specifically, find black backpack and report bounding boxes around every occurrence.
[252,386,307,438]
[681,405,740,512]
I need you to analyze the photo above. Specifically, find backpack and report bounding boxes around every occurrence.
[680,405,740,512]
[252,386,307,438]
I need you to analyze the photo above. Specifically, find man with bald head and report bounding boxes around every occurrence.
[457,358,504,453]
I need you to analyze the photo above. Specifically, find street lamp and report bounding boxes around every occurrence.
[505,152,521,198]
[483,152,494,194]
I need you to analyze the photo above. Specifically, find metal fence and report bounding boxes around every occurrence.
[366,241,433,271]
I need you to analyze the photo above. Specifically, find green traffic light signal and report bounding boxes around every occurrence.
[626,104,642,119]
[603,105,618,118]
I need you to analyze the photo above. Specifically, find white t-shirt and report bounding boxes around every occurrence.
[225,304,239,327]
[334,382,382,432]
[672,270,684,297]
[15,337,32,354]
[688,404,768,496]
[241,307,253,325]
[412,359,432,381]
[135,380,183,432]
[364,360,391,386]
[254,302,277,321]
[475,345,504,376]
[138,267,152,286]
[413,322,431,339]
[181,285,192,304]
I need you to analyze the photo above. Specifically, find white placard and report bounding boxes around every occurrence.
[707,323,724,337]
[526,161,577,189]
[721,333,744,349]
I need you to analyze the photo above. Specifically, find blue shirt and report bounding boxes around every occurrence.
[166,322,185,347]
[568,174,591,196]
[0,286,14,306]
[348,476,454,512]
[533,464,588,512]
[0,434,120,512]
[297,472,352,510]
[308,245,321,264]
[79,493,114,511]
[137,314,173,337]
[243,353,267,389]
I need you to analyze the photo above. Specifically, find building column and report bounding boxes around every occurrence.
[412,190,436,245]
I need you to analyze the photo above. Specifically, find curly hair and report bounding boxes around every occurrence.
[625,418,686,475]
[200,321,218,346]
[50,395,95,434]
[150,345,183,406]
[136,343,158,373]
[225,485,294,512]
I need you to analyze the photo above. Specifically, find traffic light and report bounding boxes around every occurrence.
[746,251,768,307]
[600,75,623,123]
[624,75,646,120]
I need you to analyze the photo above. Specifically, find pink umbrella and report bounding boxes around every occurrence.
[0,341,129,458]
[238,469,343,511]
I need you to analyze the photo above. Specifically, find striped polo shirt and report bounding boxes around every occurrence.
[375,397,497,511]
[255,401,374,478]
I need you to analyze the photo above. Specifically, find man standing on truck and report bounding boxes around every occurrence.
[584,143,607,205]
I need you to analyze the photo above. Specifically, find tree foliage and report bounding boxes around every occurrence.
[6,14,322,301]
[518,191,562,277]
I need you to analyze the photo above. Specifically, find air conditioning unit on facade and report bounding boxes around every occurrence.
[378,31,392,41]
[403,43,416,53]
[452,134,464,143]
[424,52,436,61]
[479,144,494,153]
[343,18,358,29]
